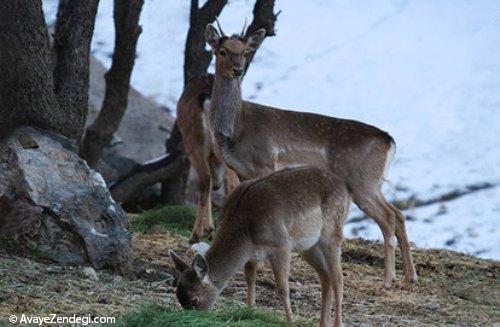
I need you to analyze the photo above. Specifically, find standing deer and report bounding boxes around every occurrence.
[177,74,239,243]
[203,22,417,287]
[170,166,349,327]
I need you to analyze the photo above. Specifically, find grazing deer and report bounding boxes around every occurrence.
[203,21,417,287]
[177,74,239,243]
[170,166,349,327]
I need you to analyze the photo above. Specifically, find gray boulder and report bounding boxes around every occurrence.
[0,127,132,273]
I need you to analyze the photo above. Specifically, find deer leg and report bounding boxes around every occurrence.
[208,153,224,191]
[223,165,239,196]
[330,237,344,327]
[269,250,293,322]
[302,243,333,327]
[189,168,212,244]
[244,261,257,307]
[352,191,396,288]
[387,202,417,282]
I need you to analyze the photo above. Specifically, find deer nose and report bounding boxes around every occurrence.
[233,68,243,77]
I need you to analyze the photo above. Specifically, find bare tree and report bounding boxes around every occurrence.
[53,0,100,141]
[80,0,144,167]
[110,0,280,205]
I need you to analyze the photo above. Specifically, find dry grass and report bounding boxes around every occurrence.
[0,211,498,326]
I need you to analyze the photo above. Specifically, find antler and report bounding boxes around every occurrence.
[240,18,247,38]
[215,17,226,37]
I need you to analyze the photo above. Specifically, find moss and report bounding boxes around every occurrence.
[130,205,208,237]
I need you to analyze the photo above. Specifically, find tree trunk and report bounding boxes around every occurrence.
[160,122,190,204]
[53,0,100,142]
[0,0,67,139]
[80,0,144,167]
[183,0,228,83]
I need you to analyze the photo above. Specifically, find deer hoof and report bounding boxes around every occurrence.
[405,273,418,283]
[204,226,215,236]
[188,234,200,244]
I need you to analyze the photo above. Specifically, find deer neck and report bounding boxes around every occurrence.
[209,72,243,139]
[205,231,251,290]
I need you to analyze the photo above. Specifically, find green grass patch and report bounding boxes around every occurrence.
[116,302,311,327]
[130,205,218,238]
[130,205,197,237]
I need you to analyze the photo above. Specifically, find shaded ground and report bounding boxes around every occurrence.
[0,208,498,326]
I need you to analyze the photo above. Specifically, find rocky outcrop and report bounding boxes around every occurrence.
[0,127,131,273]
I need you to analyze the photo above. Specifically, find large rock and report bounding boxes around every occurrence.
[0,127,132,273]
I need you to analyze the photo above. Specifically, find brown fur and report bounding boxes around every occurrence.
[205,24,417,287]
[177,74,238,243]
[171,166,350,327]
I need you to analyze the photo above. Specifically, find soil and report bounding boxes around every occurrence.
[0,230,498,326]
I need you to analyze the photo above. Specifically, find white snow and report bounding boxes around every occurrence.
[42,0,500,260]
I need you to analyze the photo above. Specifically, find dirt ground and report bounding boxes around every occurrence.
[1,230,498,326]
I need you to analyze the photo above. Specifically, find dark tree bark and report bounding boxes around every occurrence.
[53,0,100,142]
[184,0,228,83]
[112,0,279,206]
[0,0,66,139]
[159,122,190,204]
[80,0,144,167]
[243,0,280,74]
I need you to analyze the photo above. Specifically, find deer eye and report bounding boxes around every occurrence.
[219,50,227,57]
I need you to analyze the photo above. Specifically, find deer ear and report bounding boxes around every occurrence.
[193,254,209,282]
[205,24,220,50]
[245,28,266,52]
[169,250,189,272]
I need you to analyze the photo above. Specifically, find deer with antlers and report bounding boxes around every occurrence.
[170,166,350,327]
[201,21,417,288]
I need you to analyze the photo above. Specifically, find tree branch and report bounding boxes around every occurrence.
[243,0,279,74]
[80,0,144,167]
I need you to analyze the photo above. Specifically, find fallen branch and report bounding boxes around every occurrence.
[392,182,497,210]
[347,182,497,224]
[109,153,188,203]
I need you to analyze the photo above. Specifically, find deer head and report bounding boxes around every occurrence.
[205,20,265,79]
[169,251,220,310]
